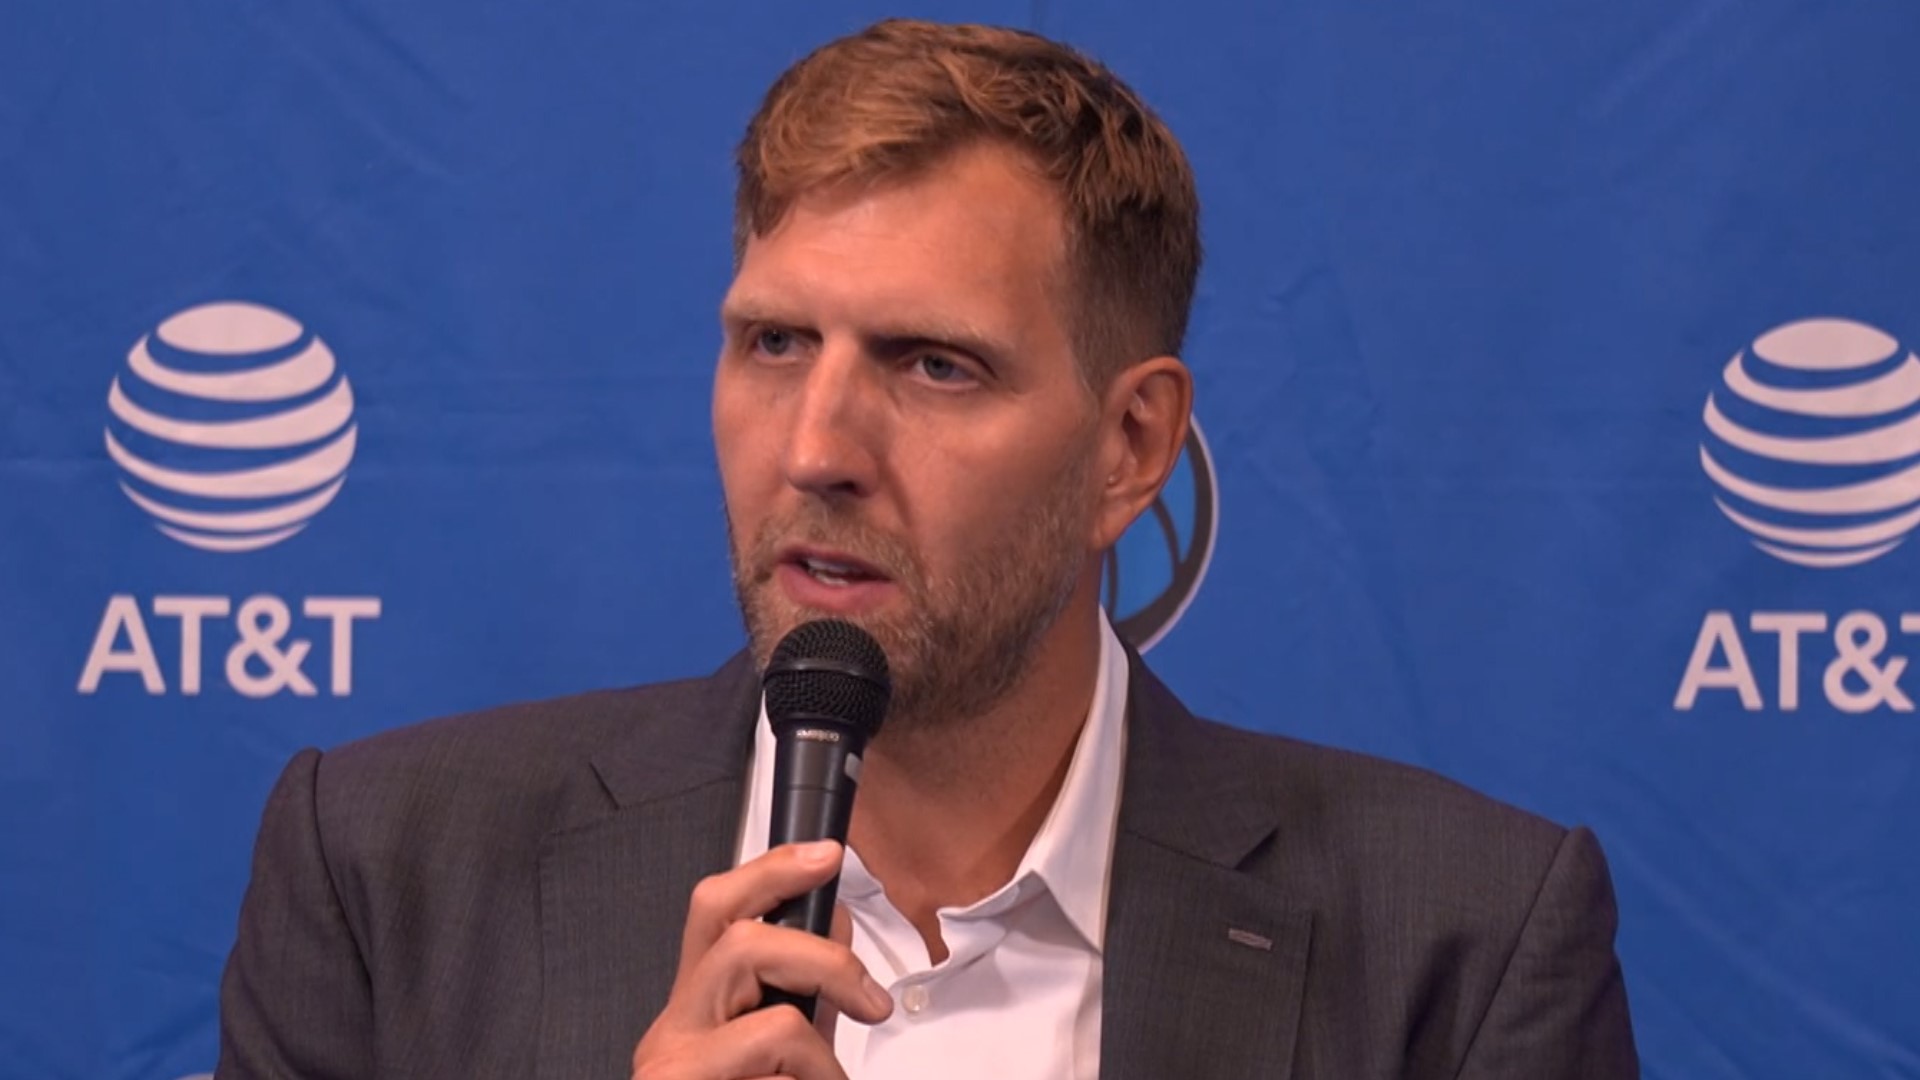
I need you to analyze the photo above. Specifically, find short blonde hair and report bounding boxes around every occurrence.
[733,18,1202,385]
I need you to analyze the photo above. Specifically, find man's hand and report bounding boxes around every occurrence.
[631,840,893,1080]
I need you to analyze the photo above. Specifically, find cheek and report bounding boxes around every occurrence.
[712,369,768,487]
[904,423,1091,547]
[712,384,768,546]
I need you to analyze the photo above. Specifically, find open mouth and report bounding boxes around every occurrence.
[785,549,888,588]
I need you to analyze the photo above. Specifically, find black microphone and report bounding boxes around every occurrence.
[759,618,891,1020]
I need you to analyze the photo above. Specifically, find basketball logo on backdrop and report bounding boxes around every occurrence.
[78,300,380,698]
[1104,418,1218,651]
[1677,317,1920,714]
[104,300,358,552]
[1699,317,1920,568]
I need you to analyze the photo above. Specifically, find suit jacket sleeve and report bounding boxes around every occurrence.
[215,748,376,1080]
[1454,825,1638,1079]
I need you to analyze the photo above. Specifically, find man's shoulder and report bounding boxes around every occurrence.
[1174,711,1578,905]
[328,671,717,772]
[301,657,753,847]
[1130,657,1564,858]
[1222,718,1561,839]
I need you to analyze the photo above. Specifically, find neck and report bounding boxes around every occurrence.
[847,588,1105,961]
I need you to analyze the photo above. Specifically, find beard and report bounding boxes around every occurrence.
[728,449,1094,731]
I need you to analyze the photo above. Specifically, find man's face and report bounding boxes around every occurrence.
[713,142,1102,728]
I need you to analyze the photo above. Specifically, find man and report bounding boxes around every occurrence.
[216,18,1637,1080]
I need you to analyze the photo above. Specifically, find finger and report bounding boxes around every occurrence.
[691,918,892,1028]
[813,903,859,1044]
[678,841,846,978]
[830,900,854,949]
[708,1003,850,1080]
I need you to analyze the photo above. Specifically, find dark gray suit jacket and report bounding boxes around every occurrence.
[215,650,1638,1079]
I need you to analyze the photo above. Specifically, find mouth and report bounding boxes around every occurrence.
[778,546,892,589]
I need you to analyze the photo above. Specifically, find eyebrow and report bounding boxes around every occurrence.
[721,297,1017,367]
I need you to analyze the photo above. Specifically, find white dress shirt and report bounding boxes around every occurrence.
[734,615,1130,1080]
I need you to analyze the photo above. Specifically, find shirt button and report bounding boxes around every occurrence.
[901,984,931,1015]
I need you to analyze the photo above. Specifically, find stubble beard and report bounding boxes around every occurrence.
[728,452,1094,734]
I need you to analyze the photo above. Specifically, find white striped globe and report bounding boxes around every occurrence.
[1700,318,1920,568]
[105,301,357,553]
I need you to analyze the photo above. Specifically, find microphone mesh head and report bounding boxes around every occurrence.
[763,619,891,740]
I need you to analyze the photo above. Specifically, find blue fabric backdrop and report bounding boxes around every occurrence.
[3,1,1918,1076]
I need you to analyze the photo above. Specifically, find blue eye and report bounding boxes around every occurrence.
[917,355,967,382]
[756,329,794,356]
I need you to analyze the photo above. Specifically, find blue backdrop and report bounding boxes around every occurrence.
[4,1,1918,1077]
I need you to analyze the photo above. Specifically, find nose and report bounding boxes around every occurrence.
[782,342,880,501]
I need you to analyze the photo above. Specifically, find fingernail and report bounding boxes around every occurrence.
[797,839,839,867]
[863,973,893,1014]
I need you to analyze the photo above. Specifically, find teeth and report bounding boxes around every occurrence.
[801,556,862,586]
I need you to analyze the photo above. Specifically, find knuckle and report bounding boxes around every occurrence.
[713,915,764,956]
[630,1058,686,1080]
[628,1040,673,1080]
[836,951,868,986]
[724,976,764,1018]
[702,918,769,978]
[687,875,727,917]
[764,1002,814,1042]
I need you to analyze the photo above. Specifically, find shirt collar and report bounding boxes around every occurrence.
[735,614,1131,952]
[1003,614,1128,950]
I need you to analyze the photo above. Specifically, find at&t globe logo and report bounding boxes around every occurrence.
[1103,418,1218,651]
[79,301,380,699]
[1678,317,1920,714]
[105,300,358,552]
[1700,317,1920,568]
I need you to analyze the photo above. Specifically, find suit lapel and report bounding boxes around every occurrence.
[535,655,761,1080]
[1100,655,1311,1080]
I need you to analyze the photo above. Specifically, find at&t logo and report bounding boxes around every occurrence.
[79,301,379,698]
[105,300,357,551]
[1699,317,1920,568]
[1677,317,1920,713]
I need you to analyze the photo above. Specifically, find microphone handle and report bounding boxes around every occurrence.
[761,731,862,1019]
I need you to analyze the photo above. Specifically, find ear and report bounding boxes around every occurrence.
[1090,356,1193,552]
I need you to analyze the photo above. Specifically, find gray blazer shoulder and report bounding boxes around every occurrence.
[323,680,696,812]
[1107,662,1636,1078]
[216,657,762,1080]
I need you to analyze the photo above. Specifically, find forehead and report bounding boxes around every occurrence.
[725,144,1071,342]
